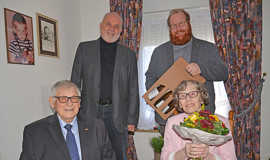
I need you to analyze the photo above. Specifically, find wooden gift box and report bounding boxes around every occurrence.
[143,57,206,120]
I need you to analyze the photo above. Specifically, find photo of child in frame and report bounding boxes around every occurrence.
[36,13,59,58]
[4,8,34,65]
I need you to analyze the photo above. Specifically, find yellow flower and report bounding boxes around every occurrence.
[201,104,205,110]
[184,112,200,122]
[209,115,220,122]
[186,122,195,128]
[190,115,197,122]
[193,112,200,117]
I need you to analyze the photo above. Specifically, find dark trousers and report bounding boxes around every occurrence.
[97,104,128,160]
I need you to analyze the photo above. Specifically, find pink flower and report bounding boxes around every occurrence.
[200,119,214,129]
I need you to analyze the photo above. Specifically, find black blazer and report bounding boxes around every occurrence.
[19,114,116,160]
[71,38,139,132]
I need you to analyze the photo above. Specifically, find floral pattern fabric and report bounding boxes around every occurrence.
[209,0,262,159]
[110,0,143,55]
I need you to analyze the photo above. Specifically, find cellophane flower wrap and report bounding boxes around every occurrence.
[172,109,232,146]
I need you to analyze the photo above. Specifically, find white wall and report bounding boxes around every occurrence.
[261,0,270,159]
[0,0,105,159]
[79,0,109,41]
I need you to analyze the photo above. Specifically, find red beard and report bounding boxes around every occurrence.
[170,24,192,45]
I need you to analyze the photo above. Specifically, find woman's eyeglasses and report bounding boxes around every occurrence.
[178,90,200,100]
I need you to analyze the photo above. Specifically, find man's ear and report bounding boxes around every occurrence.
[49,96,55,110]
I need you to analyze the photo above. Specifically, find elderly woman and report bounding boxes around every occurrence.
[161,80,237,160]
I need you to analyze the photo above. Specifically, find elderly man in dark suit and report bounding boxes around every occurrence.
[71,12,139,160]
[145,8,228,136]
[19,80,115,160]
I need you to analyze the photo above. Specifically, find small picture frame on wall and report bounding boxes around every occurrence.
[36,13,59,57]
[4,8,35,65]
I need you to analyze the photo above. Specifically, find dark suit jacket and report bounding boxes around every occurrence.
[145,37,228,124]
[71,38,139,132]
[19,114,116,160]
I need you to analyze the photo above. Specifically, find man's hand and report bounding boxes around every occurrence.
[128,125,135,132]
[186,63,201,76]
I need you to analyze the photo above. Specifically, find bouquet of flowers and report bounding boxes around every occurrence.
[173,109,232,146]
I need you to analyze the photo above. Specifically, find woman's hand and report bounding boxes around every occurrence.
[185,143,209,159]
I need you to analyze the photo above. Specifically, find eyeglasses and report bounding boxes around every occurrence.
[170,21,188,30]
[178,90,200,100]
[54,96,81,103]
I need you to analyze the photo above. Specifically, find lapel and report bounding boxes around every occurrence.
[47,114,71,160]
[168,42,174,65]
[190,36,199,63]
[112,44,121,98]
[78,117,94,160]
[95,39,101,101]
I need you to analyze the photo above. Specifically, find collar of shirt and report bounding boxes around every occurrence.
[57,115,82,160]
[57,115,78,139]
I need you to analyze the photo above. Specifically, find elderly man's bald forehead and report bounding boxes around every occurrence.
[102,12,123,24]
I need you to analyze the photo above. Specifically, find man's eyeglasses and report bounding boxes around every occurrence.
[170,21,188,30]
[178,90,200,100]
[54,96,81,103]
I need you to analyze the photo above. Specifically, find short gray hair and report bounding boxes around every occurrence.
[51,80,81,97]
[167,8,190,27]
[173,80,209,111]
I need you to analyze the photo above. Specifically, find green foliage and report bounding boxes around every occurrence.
[150,136,164,153]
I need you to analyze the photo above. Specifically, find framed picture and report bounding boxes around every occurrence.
[4,8,34,65]
[36,13,59,57]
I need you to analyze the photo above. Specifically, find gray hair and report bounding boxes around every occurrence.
[167,8,190,27]
[102,12,123,25]
[51,80,81,97]
[173,80,209,111]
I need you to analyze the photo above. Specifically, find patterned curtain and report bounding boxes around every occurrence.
[209,0,262,159]
[110,0,143,159]
[110,0,143,55]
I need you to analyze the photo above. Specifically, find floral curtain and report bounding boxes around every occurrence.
[209,0,262,159]
[110,0,143,159]
[110,0,143,55]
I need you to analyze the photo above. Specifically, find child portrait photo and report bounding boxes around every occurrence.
[4,8,34,65]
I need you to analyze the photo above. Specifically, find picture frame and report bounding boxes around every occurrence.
[36,13,59,57]
[4,8,35,65]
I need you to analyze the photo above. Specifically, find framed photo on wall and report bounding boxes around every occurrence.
[4,8,35,65]
[36,13,59,57]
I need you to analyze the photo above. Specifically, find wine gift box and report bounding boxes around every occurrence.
[143,57,206,120]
